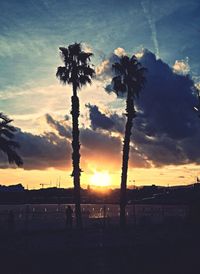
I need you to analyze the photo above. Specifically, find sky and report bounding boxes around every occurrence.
[0,0,200,189]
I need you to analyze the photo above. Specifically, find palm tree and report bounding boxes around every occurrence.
[111,55,146,228]
[0,113,23,166]
[56,43,95,229]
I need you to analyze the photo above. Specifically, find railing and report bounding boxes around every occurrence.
[0,204,135,232]
[0,204,189,232]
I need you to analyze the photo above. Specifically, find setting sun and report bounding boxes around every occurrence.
[90,171,111,187]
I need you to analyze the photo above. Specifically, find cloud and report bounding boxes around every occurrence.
[45,113,122,164]
[95,53,120,80]
[114,47,127,57]
[86,104,115,131]
[173,57,190,75]
[82,42,93,53]
[96,60,111,77]
[45,113,71,138]
[86,104,125,133]
[96,49,200,167]
[129,146,151,168]
[80,128,120,156]
[137,51,200,166]
[45,113,149,169]
[0,129,71,170]
[44,114,122,168]
[137,50,198,140]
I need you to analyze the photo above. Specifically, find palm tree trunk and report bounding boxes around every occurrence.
[120,88,135,229]
[71,84,82,229]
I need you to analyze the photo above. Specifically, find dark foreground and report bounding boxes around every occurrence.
[0,224,200,274]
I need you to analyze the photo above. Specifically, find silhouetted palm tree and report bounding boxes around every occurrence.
[56,43,95,229]
[0,113,23,166]
[112,55,146,228]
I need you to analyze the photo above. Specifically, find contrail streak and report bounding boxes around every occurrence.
[141,0,160,58]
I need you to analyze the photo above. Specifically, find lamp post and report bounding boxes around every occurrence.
[129,179,135,189]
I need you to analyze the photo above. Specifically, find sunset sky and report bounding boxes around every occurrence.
[0,0,200,189]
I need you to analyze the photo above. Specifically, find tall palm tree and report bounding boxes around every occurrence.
[56,43,95,229]
[111,55,146,228]
[0,113,23,166]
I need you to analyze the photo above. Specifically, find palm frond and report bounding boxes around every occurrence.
[56,66,70,84]
[78,52,93,63]
[78,66,95,77]
[120,56,130,68]
[7,149,23,166]
[0,114,23,167]
[59,47,69,64]
[111,53,146,98]
[78,75,92,87]
[112,76,127,94]
[0,113,12,123]
[68,43,82,57]
[57,42,95,89]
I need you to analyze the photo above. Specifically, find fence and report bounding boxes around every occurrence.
[0,204,189,232]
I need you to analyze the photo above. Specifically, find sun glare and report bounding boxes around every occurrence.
[90,171,111,187]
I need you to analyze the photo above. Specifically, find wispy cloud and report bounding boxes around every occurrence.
[141,0,160,58]
[0,34,48,58]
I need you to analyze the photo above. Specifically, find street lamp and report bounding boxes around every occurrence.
[129,180,135,189]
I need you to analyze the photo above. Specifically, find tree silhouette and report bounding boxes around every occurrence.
[111,55,146,228]
[0,113,23,167]
[56,43,95,229]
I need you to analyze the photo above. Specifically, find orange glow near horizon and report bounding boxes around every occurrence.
[0,163,200,190]
[89,171,111,187]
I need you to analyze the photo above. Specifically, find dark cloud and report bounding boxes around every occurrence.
[45,114,71,138]
[45,114,121,158]
[46,114,150,169]
[86,104,115,131]
[97,49,200,167]
[86,104,125,133]
[46,114,122,162]
[0,129,71,170]
[129,147,151,168]
[137,50,198,139]
[18,131,71,170]
[45,113,122,161]
[134,50,200,166]
[80,128,120,155]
